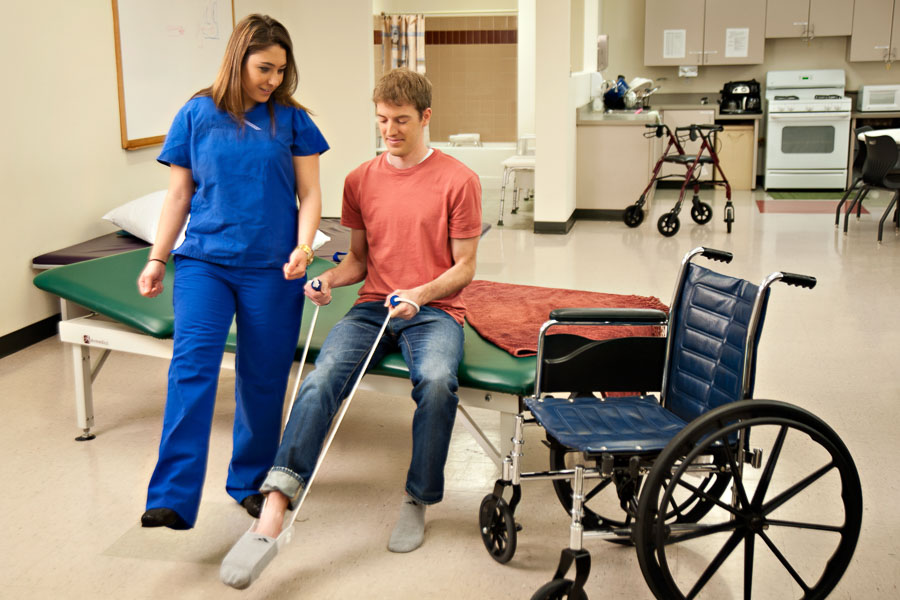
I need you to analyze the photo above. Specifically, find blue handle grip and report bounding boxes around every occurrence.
[389,295,400,307]
[311,278,322,291]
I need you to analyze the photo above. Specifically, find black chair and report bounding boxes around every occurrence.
[844,134,900,242]
[477,247,862,600]
[835,125,873,227]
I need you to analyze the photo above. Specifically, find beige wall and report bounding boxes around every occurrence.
[603,1,900,94]
[2,0,374,339]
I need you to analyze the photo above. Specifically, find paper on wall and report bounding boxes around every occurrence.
[725,28,750,58]
[663,29,686,59]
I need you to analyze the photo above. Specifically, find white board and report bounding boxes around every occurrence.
[112,0,234,149]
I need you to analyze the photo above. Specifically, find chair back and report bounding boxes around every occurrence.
[861,135,900,187]
[661,263,768,424]
[852,126,874,175]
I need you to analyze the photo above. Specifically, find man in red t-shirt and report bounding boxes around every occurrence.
[222,69,482,588]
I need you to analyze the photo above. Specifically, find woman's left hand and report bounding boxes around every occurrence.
[283,247,309,280]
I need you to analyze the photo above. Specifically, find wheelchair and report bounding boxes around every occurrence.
[478,247,862,599]
[624,124,736,237]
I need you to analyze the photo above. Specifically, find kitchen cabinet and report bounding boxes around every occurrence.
[575,117,661,214]
[658,109,716,180]
[765,0,854,39]
[849,0,900,63]
[716,125,755,190]
[644,0,765,66]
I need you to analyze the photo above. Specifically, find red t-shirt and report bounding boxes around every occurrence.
[341,149,483,323]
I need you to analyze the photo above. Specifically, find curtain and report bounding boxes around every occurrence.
[382,14,426,74]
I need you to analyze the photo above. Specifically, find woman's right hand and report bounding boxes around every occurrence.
[137,260,167,297]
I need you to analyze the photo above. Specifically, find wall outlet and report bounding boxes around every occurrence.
[678,65,699,77]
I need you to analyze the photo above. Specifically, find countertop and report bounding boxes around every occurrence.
[576,106,661,126]
[594,93,764,121]
[852,110,900,119]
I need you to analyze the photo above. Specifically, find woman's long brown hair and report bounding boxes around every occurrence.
[194,14,308,127]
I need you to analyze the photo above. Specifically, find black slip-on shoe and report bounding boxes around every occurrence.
[240,493,265,518]
[141,507,190,530]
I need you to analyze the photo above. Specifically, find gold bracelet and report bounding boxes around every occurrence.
[297,243,314,266]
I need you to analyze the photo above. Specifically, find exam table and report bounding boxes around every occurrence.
[33,248,535,464]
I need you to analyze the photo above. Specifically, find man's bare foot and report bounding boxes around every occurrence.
[254,490,289,538]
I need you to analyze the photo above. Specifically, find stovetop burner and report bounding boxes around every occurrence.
[815,94,842,100]
[774,95,800,100]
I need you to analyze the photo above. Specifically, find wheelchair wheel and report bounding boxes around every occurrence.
[549,446,730,536]
[690,201,713,224]
[530,579,588,600]
[624,203,644,228]
[635,400,862,599]
[479,494,517,564]
[657,213,680,237]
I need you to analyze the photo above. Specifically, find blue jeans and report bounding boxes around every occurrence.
[146,256,305,527]
[262,301,463,505]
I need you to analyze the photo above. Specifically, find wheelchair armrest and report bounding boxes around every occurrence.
[548,308,668,325]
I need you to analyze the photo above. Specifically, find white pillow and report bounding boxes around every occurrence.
[103,190,331,250]
[102,190,186,247]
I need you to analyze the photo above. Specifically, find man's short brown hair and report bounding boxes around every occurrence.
[373,68,432,117]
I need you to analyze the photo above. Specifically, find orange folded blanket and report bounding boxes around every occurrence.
[461,280,668,357]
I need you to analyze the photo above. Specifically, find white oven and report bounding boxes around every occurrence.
[765,112,851,189]
[764,70,852,190]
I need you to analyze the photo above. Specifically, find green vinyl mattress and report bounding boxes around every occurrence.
[33,247,535,397]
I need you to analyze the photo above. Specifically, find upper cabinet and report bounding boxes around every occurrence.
[849,0,900,62]
[645,0,765,66]
[765,0,854,39]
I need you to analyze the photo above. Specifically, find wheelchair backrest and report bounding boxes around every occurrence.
[662,263,768,423]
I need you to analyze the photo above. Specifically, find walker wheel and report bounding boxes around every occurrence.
[479,494,517,563]
[623,204,644,228]
[530,579,588,600]
[657,213,680,237]
[690,201,713,224]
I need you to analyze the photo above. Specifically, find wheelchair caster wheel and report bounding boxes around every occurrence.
[530,578,588,600]
[690,201,713,224]
[623,203,644,228]
[657,213,680,237]
[479,493,517,564]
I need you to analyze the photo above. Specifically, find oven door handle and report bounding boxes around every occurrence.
[769,113,850,121]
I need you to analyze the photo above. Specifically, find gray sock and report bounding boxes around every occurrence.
[387,496,426,553]
[220,531,279,589]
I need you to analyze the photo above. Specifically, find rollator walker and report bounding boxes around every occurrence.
[625,124,736,237]
[477,247,862,599]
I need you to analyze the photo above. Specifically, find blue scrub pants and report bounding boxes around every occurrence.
[146,256,305,527]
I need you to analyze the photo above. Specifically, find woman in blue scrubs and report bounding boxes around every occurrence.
[136,14,329,530]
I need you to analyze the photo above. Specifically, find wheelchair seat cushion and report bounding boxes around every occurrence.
[525,395,688,454]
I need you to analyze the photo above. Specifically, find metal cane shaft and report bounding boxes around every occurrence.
[285,310,392,529]
[282,304,320,434]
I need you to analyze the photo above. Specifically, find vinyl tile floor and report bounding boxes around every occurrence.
[2,187,899,599]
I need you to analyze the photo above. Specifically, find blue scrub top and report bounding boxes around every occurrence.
[158,96,329,268]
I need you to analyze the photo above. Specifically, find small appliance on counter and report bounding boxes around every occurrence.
[857,84,900,112]
[719,80,762,114]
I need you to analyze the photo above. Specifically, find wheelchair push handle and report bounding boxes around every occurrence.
[778,272,817,289]
[699,248,733,263]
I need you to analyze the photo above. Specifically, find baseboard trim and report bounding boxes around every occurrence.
[573,209,623,221]
[533,212,577,234]
[0,314,60,359]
